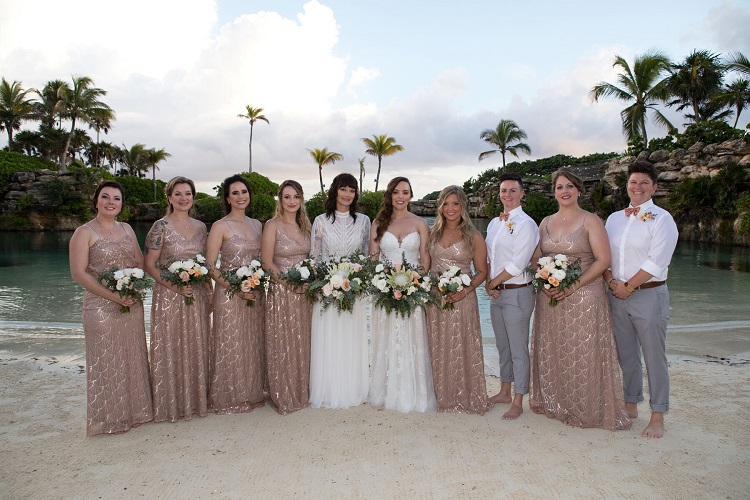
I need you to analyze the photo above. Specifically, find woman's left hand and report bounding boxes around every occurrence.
[447,288,469,304]
[550,285,576,302]
[239,290,258,301]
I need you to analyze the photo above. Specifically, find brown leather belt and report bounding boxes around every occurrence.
[495,282,532,290]
[636,280,666,290]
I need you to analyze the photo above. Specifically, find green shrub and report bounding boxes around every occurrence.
[0,150,58,190]
[674,120,745,149]
[359,190,384,221]
[737,195,750,235]
[484,195,500,218]
[39,178,90,218]
[251,193,276,221]
[116,176,166,205]
[18,194,35,211]
[305,191,326,221]
[422,190,441,201]
[194,196,222,222]
[523,192,557,224]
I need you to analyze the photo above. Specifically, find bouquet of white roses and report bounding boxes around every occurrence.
[307,252,371,313]
[369,255,436,318]
[220,259,269,306]
[99,266,152,313]
[280,257,318,301]
[434,266,472,310]
[160,253,210,305]
[530,254,582,306]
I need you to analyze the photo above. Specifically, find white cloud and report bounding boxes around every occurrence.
[346,66,381,97]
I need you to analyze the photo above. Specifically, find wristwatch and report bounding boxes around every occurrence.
[624,282,636,293]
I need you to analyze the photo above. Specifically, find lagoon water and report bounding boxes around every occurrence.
[1,221,749,371]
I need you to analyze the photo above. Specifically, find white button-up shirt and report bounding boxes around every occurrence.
[605,199,679,282]
[485,206,539,284]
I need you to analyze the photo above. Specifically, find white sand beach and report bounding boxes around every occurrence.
[1,347,748,499]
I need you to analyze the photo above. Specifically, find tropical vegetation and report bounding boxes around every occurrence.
[478,119,532,170]
[237,105,269,173]
[308,147,343,194]
[361,134,403,192]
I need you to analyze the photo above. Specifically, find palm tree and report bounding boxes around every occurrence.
[358,157,366,192]
[0,78,36,152]
[478,119,532,170]
[34,79,68,128]
[144,147,172,201]
[726,52,750,78]
[589,51,674,149]
[120,143,147,177]
[58,76,115,171]
[237,105,269,173]
[713,79,750,128]
[361,134,404,191]
[308,147,343,194]
[666,49,725,124]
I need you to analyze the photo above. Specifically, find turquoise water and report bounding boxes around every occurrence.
[1,222,749,362]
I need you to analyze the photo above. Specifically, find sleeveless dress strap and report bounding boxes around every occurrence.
[224,218,238,236]
[87,221,103,238]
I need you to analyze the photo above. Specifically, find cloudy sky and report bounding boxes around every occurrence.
[1,0,748,198]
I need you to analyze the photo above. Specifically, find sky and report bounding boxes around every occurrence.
[1,0,749,199]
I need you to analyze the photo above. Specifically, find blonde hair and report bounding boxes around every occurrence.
[274,180,311,237]
[164,176,196,216]
[428,185,475,254]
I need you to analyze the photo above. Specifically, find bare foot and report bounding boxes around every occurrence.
[530,405,545,415]
[625,402,638,419]
[489,392,512,404]
[503,405,523,420]
[642,412,665,438]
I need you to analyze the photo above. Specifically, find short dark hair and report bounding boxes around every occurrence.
[499,172,524,190]
[221,174,252,215]
[92,180,124,211]
[628,160,658,184]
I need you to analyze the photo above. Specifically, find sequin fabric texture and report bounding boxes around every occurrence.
[529,223,631,430]
[426,240,491,415]
[265,220,313,415]
[149,221,212,422]
[83,224,153,436]
[210,220,267,413]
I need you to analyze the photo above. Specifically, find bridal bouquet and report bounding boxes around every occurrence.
[221,259,269,306]
[530,254,582,306]
[280,257,318,300]
[307,252,371,313]
[434,266,472,310]
[369,256,436,318]
[160,253,210,305]
[99,266,152,313]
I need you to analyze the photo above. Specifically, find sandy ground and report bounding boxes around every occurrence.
[0,355,748,499]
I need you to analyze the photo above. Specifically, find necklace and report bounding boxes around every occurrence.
[95,217,116,235]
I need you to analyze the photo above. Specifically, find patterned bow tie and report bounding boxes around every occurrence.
[498,213,510,221]
[625,206,640,217]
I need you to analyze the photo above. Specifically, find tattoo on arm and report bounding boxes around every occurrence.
[145,220,166,252]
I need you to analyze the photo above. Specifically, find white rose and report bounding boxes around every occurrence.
[538,256,553,267]
[552,269,566,281]
[113,270,125,280]
[116,278,125,291]
[322,283,333,296]
[168,261,182,273]
[554,254,567,262]
[376,280,389,292]
[133,268,144,279]
[250,259,261,268]
[299,267,310,280]
[196,254,206,263]
[330,274,344,289]
[183,259,196,270]
[460,274,471,286]
[237,266,249,277]
[448,266,460,275]
[199,266,209,275]
[543,283,551,289]
[375,264,385,273]
[407,286,417,295]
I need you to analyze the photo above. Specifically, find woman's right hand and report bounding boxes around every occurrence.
[177,284,194,299]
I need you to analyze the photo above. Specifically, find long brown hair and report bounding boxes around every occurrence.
[428,185,475,254]
[221,174,252,215]
[274,179,311,237]
[373,176,412,243]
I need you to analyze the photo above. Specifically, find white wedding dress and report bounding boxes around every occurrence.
[309,211,371,409]
[368,231,436,413]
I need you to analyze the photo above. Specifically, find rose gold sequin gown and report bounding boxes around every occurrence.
[529,222,630,430]
[149,221,211,422]
[82,224,153,436]
[426,240,491,415]
[265,221,313,415]
[210,220,266,413]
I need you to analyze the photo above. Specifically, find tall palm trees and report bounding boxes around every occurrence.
[144,148,172,201]
[361,134,404,192]
[308,147,343,194]
[237,105,269,173]
[358,157,366,193]
[589,51,674,149]
[478,119,532,170]
[667,49,725,124]
[0,78,36,152]
[58,76,114,171]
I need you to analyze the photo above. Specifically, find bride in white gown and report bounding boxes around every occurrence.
[368,177,436,413]
[309,174,371,408]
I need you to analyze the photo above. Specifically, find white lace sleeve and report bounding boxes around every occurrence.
[310,215,326,260]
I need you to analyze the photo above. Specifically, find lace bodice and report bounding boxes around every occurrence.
[310,211,370,261]
[380,231,421,266]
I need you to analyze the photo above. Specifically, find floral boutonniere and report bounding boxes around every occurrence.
[506,220,515,234]
[637,211,656,222]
